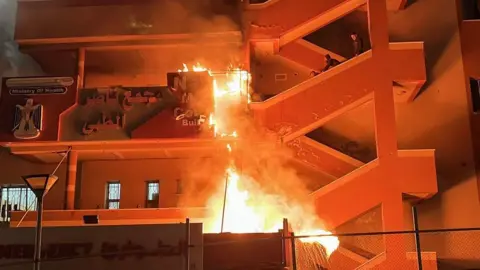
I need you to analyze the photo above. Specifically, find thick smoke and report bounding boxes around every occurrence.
[0,0,43,79]
[179,108,329,235]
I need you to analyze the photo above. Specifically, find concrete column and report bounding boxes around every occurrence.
[244,42,251,72]
[77,48,85,89]
[382,193,408,268]
[368,1,406,268]
[65,151,78,210]
[367,0,399,163]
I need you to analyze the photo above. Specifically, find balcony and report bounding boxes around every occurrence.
[15,0,241,48]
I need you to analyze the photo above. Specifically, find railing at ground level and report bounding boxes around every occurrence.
[1,226,480,269]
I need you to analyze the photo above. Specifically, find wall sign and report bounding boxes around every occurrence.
[0,223,203,270]
[12,99,43,140]
[83,87,165,111]
[168,72,211,130]
[79,86,172,136]
[82,113,125,135]
[81,72,214,138]
[0,76,78,142]
[6,77,73,95]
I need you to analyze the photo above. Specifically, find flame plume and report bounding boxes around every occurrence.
[178,64,339,258]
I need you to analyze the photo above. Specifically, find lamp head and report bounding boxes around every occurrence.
[22,174,58,198]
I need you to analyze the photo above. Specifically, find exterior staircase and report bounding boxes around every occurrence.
[250,44,426,142]
[245,0,408,45]
[247,0,438,268]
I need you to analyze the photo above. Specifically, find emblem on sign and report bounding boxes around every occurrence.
[12,99,43,139]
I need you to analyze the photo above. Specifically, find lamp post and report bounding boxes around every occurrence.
[22,174,59,270]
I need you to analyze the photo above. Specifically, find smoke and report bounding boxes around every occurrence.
[161,0,244,67]
[145,0,241,34]
[0,0,43,78]
[179,108,327,234]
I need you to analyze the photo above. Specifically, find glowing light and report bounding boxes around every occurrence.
[178,64,250,138]
[204,159,339,257]
[178,63,211,75]
[298,230,340,257]
[178,63,339,257]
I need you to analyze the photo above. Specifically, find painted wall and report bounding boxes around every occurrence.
[251,52,311,96]
[80,159,187,209]
[84,45,242,87]
[78,157,328,210]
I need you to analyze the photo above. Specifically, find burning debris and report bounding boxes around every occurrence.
[178,63,339,261]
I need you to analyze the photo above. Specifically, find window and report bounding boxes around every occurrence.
[145,181,159,208]
[1,185,36,222]
[470,78,480,113]
[106,182,121,209]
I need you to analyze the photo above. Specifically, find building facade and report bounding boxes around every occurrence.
[0,0,479,268]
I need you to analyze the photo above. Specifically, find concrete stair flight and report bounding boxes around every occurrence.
[279,40,427,103]
[246,0,408,45]
[250,43,426,144]
[310,150,437,231]
[287,136,363,179]
[279,39,346,71]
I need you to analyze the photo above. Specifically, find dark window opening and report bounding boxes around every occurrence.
[470,78,480,113]
[145,181,159,208]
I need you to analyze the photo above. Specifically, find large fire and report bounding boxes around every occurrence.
[178,63,339,257]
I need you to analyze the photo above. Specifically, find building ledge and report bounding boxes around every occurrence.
[10,207,208,227]
[18,31,243,51]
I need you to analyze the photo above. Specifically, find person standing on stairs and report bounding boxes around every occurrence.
[311,54,341,77]
[350,32,364,57]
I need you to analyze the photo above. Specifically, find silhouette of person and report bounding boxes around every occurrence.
[321,54,340,72]
[310,54,341,77]
[350,32,364,56]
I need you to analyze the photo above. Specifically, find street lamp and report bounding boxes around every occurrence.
[22,174,59,270]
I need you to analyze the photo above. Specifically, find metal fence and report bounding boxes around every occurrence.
[1,215,480,269]
[291,228,480,270]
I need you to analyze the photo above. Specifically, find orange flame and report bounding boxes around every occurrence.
[203,160,339,257]
[178,64,249,137]
[178,64,339,257]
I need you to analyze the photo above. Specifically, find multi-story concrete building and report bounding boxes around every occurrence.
[0,0,479,268]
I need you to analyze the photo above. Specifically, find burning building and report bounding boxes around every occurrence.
[0,0,479,269]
